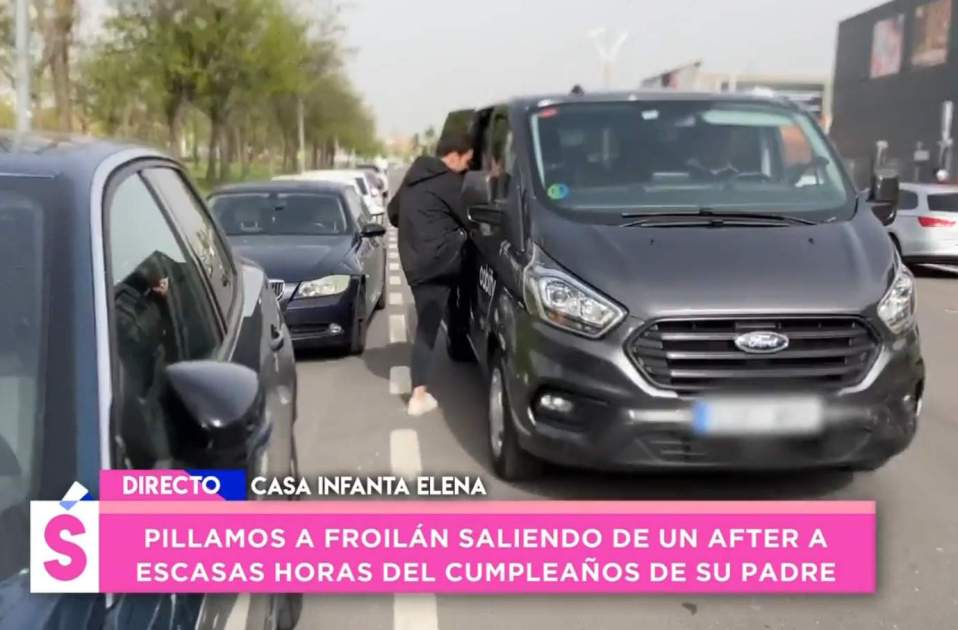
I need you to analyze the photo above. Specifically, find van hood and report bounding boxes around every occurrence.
[534,209,897,319]
[228,235,356,282]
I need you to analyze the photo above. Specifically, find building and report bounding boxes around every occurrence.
[640,61,832,126]
[831,0,955,187]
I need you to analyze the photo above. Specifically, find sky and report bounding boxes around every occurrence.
[78,0,883,138]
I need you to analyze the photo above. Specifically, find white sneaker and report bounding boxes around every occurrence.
[407,393,439,416]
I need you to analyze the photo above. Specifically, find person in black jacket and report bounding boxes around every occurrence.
[388,132,473,415]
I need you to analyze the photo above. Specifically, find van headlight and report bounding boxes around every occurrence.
[523,245,625,338]
[295,275,351,299]
[877,263,916,335]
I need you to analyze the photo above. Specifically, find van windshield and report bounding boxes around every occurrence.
[529,100,853,221]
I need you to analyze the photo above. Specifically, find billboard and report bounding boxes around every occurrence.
[870,14,905,78]
[912,0,952,67]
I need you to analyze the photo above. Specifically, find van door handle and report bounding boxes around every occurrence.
[269,323,285,351]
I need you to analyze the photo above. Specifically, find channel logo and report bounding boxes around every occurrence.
[30,481,100,593]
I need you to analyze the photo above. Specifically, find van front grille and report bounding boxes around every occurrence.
[628,317,879,396]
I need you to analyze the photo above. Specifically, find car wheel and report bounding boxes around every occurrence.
[348,287,368,355]
[845,458,888,473]
[276,593,303,630]
[488,354,544,481]
[375,264,387,310]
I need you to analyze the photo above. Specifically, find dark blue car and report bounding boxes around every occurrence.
[0,133,301,629]
[209,181,387,354]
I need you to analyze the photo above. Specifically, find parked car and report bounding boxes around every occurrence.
[274,170,385,224]
[357,163,390,198]
[888,183,958,264]
[0,134,301,629]
[443,93,924,480]
[209,180,387,354]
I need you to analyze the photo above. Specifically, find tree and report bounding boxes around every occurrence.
[34,0,77,130]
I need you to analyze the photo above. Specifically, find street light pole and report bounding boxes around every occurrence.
[15,0,31,134]
[588,27,629,90]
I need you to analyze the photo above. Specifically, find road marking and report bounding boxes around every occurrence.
[389,252,399,261]
[394,595,439,630]
[390,429,437,630]
[389,292,404,306]
[390,262,401,272]
[389,366,411,395]
[389,314,407,343]
[390,275,402,286]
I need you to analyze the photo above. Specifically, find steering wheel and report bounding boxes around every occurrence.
[786,156,831,185]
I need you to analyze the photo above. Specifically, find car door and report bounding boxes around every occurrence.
[463,107,528,360]
[890,188,922,254]
[344,187,383,311]
[104,163,294,630]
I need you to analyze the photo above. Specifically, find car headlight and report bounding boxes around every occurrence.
[877,262,916,335]
[523,245,625,338]
[295,275,351,299]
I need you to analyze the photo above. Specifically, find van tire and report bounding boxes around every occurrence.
[488,353,544,481]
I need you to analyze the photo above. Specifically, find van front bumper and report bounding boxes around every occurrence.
[502,314,924,471]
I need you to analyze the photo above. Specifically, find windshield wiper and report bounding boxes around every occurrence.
[620,207,818,227]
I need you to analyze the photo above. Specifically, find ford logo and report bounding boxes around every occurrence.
[734,331,790,354]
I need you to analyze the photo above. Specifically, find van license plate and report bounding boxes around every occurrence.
[692,397,824,437]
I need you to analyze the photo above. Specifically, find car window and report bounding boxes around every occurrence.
[354,176,370,196]
[487,110,515,201]
[210,192,350,235]
[143,168,236,319]
[343,187,370,225]
[107,173,222,469]
[928,193,958,212]
[898,190,919,211]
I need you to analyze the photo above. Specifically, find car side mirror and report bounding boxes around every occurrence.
[868,169,899,225]
[164,361,265,468]
[361,222,386,238]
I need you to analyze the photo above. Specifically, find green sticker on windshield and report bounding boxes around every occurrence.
[547,183,570,200]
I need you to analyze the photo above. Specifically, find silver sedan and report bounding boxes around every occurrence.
[888,183,958,264]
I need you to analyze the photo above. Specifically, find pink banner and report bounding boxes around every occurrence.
[98,501,875,594]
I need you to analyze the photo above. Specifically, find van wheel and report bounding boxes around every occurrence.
[488,355,544,481]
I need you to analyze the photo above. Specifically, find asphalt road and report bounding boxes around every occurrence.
[291,170,958,630]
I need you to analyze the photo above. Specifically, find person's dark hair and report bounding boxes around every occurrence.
[436,131,473,157]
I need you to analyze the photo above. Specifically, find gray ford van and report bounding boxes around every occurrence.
[443,92,924,480]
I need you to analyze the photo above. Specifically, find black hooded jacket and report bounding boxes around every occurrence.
[388,156,467,286]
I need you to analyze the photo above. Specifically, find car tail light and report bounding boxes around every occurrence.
[918,216,956,228]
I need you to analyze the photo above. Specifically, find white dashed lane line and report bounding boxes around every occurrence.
[390,275,402,286]
[389,429,437,630]
[389,292,404,306]
[389,366,411,395]
[390,262,401,272]
[389,314,408,344]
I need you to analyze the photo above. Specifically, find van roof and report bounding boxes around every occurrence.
[501,89,802,112]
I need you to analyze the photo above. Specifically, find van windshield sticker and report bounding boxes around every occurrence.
[547,183,570,200]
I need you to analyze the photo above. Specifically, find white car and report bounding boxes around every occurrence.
[274,170,385,223]
[888,183,958,264]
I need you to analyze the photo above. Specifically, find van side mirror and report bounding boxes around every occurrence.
[462,170,493,209]
[164,361,265,468]
[868,170,899,225]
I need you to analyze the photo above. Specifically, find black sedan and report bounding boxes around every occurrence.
[209,180,387,354]
[0,134,300,628]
